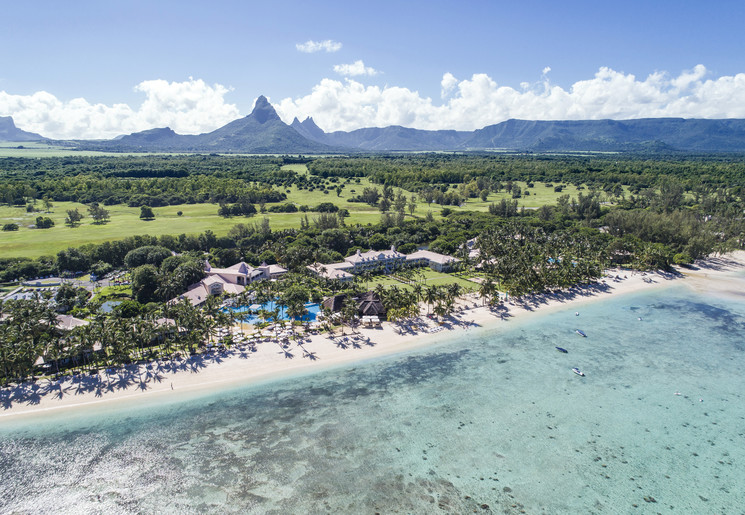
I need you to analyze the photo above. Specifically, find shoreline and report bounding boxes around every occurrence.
[3,252,745,422]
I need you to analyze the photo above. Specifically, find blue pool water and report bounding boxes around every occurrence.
[2,281,745,512]
[226,300,321,323]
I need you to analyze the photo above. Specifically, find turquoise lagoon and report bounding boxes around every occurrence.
[1,283,744,513]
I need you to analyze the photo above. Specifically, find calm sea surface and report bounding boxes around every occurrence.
[2,284,744,513]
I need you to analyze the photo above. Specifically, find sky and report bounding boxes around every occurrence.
[3,0,745,139]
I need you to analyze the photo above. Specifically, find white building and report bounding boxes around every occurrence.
[343,246,406,273]
[405,250,461,272]
[307,262,355,283]
[172,260,288,306]
[308,246,461,281]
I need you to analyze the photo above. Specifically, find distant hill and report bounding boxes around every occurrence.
[292,116,745,153]
[464,118,745,152]
[292,117,471,151]
[61,96,745,153]
[0,116,45,142]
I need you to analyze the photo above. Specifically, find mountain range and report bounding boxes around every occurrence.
[0,116,45,142]
[4,96,745,153]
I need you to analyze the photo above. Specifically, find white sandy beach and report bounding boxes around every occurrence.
[2,251,745,420]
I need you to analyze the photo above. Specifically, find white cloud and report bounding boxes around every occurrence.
[333,60,378,77]
[440,72,458,98]
[0,78,240,139]
[5,65,745,139]
[296,39,342,53]
[275,65,745,132]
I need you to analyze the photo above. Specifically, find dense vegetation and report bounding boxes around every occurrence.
[2,152,745,383]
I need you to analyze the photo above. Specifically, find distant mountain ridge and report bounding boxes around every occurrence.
[464,118,745,152]
[291,117,472,151]
[0,116,45,142]
[5,96,745,152]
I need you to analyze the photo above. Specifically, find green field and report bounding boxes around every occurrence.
[0,142,143,158]
[365,269,479,293]
[0,160,601,258]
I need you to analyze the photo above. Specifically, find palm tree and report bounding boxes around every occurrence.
[424,285,439,315]
[478,277,496,306]
[411,283,424,305]
[339,296,359,335]
[131,316,155,360]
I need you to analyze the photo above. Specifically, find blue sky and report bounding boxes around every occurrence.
[3,0,745,138]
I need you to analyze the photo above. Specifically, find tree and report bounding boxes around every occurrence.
[57,248,90,274]
[43,197,53,213]
[408,195,417,216]
[424,285,440,315]
[35,216,54,229]
[54,283,89,313]
[657,177,685,213]
[478,277,497,306]
[131,265,161,304]
[394,191,407,213]
[124,245,173,269]
[65,208,83,227]
[0,298,58,383]
[339,295,359,335]
[88,203,110,224]
[360,187,381,206]
[2,223,18,231]
[139,206,155,220]
[368,233,389,251]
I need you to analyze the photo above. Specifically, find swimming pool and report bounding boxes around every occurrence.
[225,300,321,324]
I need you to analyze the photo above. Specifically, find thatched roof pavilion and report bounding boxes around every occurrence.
[356,291,386,317]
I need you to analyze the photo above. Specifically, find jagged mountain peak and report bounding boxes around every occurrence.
[301,116,321,129]
[249,95,280,124]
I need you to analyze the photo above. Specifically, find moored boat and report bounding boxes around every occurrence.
[572,367,585,376]
[575,329,587,337]
[555,346,568,353]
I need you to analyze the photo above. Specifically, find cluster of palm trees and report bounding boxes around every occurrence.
[0,296,59,383]
[477,221,607,297]
[376,281,470,325]
[0,294,239,385]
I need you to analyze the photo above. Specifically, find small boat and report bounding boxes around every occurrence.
[572,367,585,376]
[555,346,568,353]
[575,329,587,337]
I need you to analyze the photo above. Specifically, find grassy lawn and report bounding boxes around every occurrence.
[0,160,611,259]
[417,269,479,292]
[365,269,479,293]
[0,198,391,258]
[92,284,132,299]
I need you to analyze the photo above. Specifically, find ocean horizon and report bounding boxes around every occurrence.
[2,281,744,513]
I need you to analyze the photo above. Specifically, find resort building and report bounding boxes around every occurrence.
[172,260,288,306]
[307,262,355,283]
[465,237,480,259]
[321,291,386,319]
[405,250,461,272]
[343,246,406,273]
[55,314,89,332]
[356,291,386,318]
[308,246,461,281]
